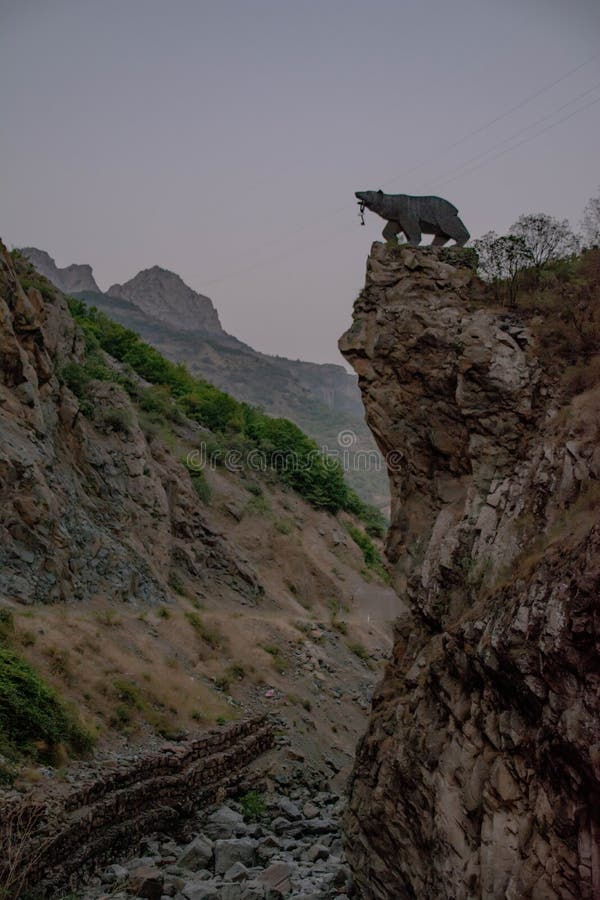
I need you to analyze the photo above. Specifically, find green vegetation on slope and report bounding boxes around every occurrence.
[346,524,389,581]
[0,610,93,769]
[65,297,386,528]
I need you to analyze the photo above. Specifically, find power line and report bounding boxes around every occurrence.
[421,79,600,192]
[381,52,599,190]
[432,94,600,192]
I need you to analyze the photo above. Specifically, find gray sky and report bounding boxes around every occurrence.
[1,0,599,364]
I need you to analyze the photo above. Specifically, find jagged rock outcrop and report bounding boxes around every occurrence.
[108,265,223,334]
[20,247,100,294]
[340,243,600,899]
[0,245,260,607]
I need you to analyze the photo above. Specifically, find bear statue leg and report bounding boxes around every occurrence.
[398,216,422,246]
[438,215,470,247]
[431,233,449,247]
[382,220,400,242]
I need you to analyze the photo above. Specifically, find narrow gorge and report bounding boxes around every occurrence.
[340,243,599,899]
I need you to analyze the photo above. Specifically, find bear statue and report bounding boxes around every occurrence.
[355,189,470,246]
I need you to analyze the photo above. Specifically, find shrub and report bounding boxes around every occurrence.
[191,472,212,504]
[138,384,175,418]
[348,641,371,663]
[239,790,266,821]
[0,608,14,643]
[347,524,383,569]
[169,573,186,595]
[0,647,93,758]
[344,490,387,537]
[95,609,122,627]
[97,406,133,434]
[185,612,224,649]
[274,518,293,535]
[226,663,246,681]
[261,644,287,673]
[113,679,144,710]
[331,618,348,635]
[245,494,271,516]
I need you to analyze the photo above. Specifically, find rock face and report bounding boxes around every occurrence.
[108,265,223,334]
[0,245,260,607]
[340,243,600,899]
[20,247,100,294]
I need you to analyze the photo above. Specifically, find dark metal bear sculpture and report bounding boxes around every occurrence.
[355,189,470,246]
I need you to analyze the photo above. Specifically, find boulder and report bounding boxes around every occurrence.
[256,861,294,894]
[277,798,301,821]
[177,835,214,871]
[182,881,219,900]
[205,805,247,839]
[214,838,257,875]
[224,860,250,882]
[128,865,164,900]
[301,802,319,820]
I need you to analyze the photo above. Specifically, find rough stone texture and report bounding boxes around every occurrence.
[177,835,215,871]
[0,244,262,607]
[127,865,164,899]
[214,837,258,874]
[340,243,600,899]
[0,717,273,895]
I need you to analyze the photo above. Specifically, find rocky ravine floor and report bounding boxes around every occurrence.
[75,783,352,900]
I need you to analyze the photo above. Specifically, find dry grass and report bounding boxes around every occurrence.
[0,802,52,900]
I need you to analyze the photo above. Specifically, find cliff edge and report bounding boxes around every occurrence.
[339,243,600,899]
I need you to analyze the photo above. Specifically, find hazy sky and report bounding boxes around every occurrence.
[2,0,599,364]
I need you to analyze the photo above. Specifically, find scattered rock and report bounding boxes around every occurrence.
[128,865,164,900]
[178,835,214,871]
[214,838,257,875]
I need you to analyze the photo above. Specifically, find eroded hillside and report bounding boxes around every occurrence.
[0,243,400,791]
[20,247,390,509]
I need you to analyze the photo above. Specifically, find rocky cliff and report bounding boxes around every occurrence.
[20,247,100,294]
[340,243,600,899]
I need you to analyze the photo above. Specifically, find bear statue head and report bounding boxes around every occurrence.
[355,189,384,212]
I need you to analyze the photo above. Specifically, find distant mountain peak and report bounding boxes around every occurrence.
[107,266,223,334]
[20,247,100,294]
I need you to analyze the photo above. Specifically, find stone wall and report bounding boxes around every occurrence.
[0,716,273,897]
